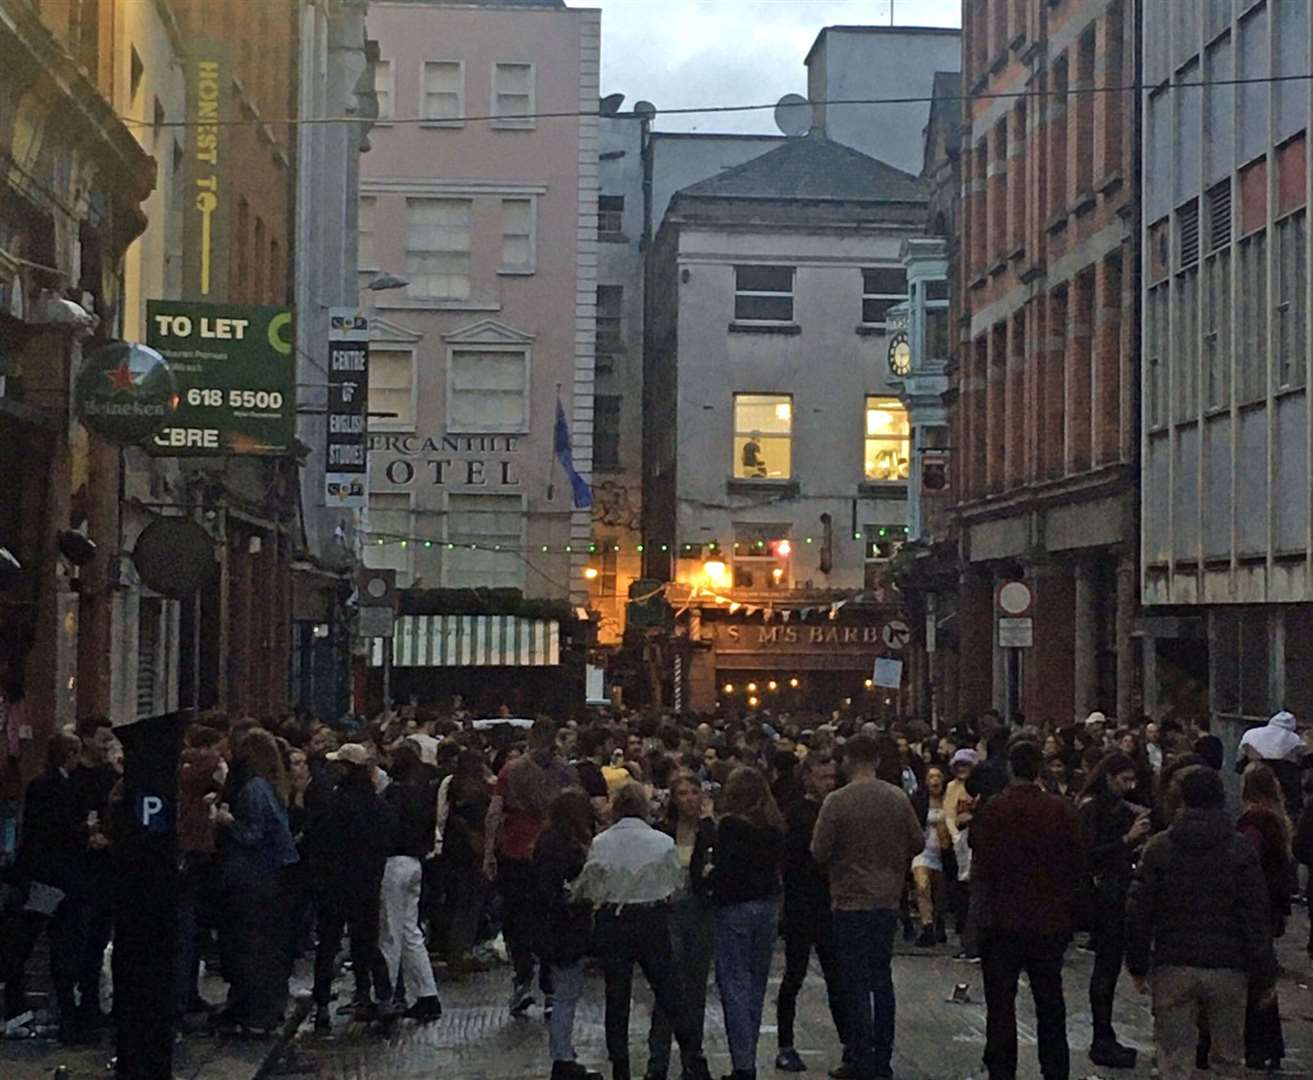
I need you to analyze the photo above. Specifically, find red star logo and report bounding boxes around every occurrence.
[105,360,137,393]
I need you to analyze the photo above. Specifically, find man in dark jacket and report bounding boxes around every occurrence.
[774,753,846,1073]
[1126,766,1276,1080]
[972,740,1081,1080]
[309,745,398,1029]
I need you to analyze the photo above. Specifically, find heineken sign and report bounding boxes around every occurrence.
[75,342,179,444]
[146,301,295,455]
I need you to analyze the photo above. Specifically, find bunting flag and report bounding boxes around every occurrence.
[554,398,593,509]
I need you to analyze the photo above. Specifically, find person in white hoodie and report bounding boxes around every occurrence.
[1237,711,1306,817]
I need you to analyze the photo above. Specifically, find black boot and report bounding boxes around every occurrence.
[613,1059,632,1080]
[552,1063,603,1080]
[901,916,916,942]
[403,995,442,1022]
[934,917,947,943]
[1089,1038,1137,1069]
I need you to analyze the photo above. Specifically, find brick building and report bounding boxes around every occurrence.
[955,0,1139,724]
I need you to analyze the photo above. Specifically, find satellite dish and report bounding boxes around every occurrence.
[600,93,626,116]
[774,93,814,138]
[633,100,657,120]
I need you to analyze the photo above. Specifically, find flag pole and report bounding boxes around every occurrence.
[547,382,561,501]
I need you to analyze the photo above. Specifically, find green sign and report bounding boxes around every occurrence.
[75,342,179,444]
[146,301,295,455]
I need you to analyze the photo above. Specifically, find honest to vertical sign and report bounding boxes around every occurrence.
[184,43,229,300]
[326,309,369,508]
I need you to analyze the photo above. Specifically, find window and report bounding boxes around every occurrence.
[923,277,950,360]
[865,524,904,562]
[374,59,394,121]
[1204,248,1232,409]
[1177,199,1200,269]
[1206,181,1232,254]
[1276,210,1307,389]
[1238,230,1268,403]
[406,198,471,300]
[366,494,413,582]
[445,494,523,590]
[732,394,792,479]
[448,349,528,432]
[358,196,377,270]
[1174,267,1199,422]
[598,543,618,598]
[865,397,911,482]
[594,395,621,470]
[596,285,623,359]
[732,524,791,591]
[422,61,463,124]
[368,350,415,429]
[492,63,534,128]
[734,266,794,323]
[500,198,534,273]
[598,195,625,238]
[1146,284,1169,427]
[861,267,908,328]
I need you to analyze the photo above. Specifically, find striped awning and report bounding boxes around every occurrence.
[369,615,560,668]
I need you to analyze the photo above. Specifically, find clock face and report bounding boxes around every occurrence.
[365,576,389,599]
[888,333,912,377]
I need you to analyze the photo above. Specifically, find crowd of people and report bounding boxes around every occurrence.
[0,698,1308,1080]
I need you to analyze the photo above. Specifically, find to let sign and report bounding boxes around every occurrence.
[326,309,369,508]
[146,301,295,456]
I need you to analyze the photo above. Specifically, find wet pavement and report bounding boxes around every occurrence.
[291,922,1313,1080]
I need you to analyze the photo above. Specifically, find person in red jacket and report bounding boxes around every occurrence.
[972,739,1082,1080]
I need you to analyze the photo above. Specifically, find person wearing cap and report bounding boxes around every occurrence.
[944,748,979,959]
[1084,712,1109,750]
[308,742,398,1030]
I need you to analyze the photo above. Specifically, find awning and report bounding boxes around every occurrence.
[369,614,560,668]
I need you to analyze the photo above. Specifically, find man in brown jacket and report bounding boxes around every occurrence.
[811,735,923,1079]
[972,740,1081,1080]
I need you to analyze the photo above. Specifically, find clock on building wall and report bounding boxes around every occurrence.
[887,333,911,377]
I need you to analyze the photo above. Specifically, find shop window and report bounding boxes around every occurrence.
[733,394,792,479]
[864,397,910,482]
[734,266,794,323]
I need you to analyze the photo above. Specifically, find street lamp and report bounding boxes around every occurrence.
[366,272,410,292]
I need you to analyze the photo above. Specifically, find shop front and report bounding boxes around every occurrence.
[683,601,912,715]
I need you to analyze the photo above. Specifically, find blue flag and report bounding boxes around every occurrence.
[554,399,593,509]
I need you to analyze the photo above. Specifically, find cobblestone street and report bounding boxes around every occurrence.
[290,926,1313,1080]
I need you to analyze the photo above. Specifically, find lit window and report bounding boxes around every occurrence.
[368,350,415,430]
[374,59,394,121]
[492,63,535,129]
[733,524,791,591]
[734,266,794,323]
[406,198,471,300]
[422,61,464,125]
[733,394,792,479]
[864,397,910,482]
[501,198,534,273]
[448,349,528,433]
[862,267,908,328]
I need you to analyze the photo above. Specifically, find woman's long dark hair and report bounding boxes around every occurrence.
[1078,751,1135,801]
[241,728,290,805]
[720,765,784,831]
[548,789,595,852]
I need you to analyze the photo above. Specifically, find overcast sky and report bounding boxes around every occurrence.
[570,0,961,133]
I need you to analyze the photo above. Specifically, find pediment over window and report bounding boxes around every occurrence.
[442,318,536,346]
[370,316,423,344]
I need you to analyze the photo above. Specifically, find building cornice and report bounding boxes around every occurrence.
[360,177,549,197]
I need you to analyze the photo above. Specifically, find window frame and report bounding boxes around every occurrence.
[733,265,795,324]
[732,523,792,591]
[863,395,911,484]
[593,394,622,472]
[491,61,536,130]
[861,266,909,329]
[367,346,418,432]
[405,196,472,302]
[357,195,378,271]
[595,284,624,358]
[1275,208,1307,390]
[442,491,527,591]
[445,343,531,435]
[374,58,394,123]
[499,196,537,275]
[598,194,625,239]
[420,59,465,127]
[732,392,794,480]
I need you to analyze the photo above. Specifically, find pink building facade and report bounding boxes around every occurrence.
[360,0,600,607]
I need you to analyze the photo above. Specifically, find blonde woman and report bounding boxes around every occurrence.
[912,766,950,946]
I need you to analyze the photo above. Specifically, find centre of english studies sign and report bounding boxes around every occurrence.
[146,302,296,456]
